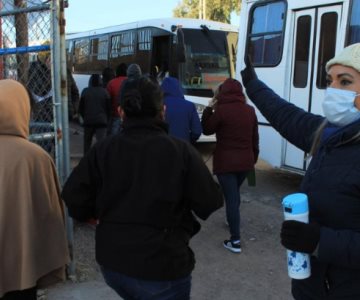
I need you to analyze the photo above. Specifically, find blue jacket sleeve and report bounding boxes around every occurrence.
[318,227,360,268]
[246,79,325,152]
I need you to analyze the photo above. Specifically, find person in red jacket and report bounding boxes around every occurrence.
[106,63,127,135]
[201,78,259,253]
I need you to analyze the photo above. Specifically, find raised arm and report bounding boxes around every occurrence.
[241,56,324,152]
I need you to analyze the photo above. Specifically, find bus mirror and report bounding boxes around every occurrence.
[176,28,186,63]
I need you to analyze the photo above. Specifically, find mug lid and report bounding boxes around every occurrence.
[282,193,308,214]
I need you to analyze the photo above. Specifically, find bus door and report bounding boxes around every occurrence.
[284,5,342,170]
[152,35,171,77]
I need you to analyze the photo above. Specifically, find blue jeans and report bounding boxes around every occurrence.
[217,172,248,241]
[101,266,191,300]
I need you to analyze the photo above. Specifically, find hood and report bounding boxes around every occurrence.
[217,78,245,104]
[0,79,30,138]
[127,63,142,80]
[161,76,184,99]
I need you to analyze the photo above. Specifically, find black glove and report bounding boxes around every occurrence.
[280,220,320,254]
[240,55,258,87]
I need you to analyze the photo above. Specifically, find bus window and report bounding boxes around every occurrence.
[74,38,89,73]
[98,36,109,61]
[179,29,230,96]
[316,12,337,89]
[65,40,72,54]
[90,38,99,62]
[89,36,108,71]
[347,0,360,45]
[138,29,152,51]
[293,16,311,88]
[247,0,286,66]
[110,31,135,58]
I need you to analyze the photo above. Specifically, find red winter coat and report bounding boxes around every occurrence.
[201,78,259,174]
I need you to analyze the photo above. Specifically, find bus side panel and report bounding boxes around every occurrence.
[258,126,283,168]
[73,74,91,95]
[236,0,301,170]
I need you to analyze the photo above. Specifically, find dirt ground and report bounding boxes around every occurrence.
[48,127,304,299]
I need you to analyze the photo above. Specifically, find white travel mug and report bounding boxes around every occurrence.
[282,193,311,279]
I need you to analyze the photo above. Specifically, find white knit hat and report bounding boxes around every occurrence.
[326,43,360,73]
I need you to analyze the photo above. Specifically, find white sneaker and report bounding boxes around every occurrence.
[223,240,241,253]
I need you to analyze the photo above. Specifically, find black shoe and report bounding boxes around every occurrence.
[223,240,241,253]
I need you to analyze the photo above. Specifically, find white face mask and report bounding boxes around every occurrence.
[322,88,360,126]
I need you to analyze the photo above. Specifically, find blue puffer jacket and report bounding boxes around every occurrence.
[246,79,360,299]
[161,77,202,143]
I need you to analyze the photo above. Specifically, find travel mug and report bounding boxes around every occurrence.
[282,193,311,279]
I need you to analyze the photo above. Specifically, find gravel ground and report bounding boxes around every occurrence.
[71,222,100,282]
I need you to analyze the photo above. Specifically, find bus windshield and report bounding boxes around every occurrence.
[179,29,232,97]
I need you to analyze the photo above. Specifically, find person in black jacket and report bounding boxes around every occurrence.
[61,76,223,300]
[27,54,54,155]
[67,68,80,121]
[78,74,111,154]
[241,43,360,299]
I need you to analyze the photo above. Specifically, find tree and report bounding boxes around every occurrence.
[173,0,241,24]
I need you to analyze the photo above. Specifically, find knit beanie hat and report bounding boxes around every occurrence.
[325,43,360,73]
[126,64,142,80]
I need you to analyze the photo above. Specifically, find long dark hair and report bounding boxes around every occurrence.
[120,76,163,119]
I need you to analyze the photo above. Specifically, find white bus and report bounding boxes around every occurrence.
[66,18,238,141]
[236,0,360,172]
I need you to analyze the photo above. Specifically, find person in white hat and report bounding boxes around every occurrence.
[241,43,360,299]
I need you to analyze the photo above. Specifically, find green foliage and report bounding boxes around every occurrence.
[173,0,240,23]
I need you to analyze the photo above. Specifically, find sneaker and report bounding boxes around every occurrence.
[223,240,241,253]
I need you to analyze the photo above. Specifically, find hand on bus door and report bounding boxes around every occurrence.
[241,55,258,87]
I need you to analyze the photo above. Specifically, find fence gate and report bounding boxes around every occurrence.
[0,0,75,277]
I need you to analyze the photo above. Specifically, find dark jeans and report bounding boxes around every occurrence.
[83,126,107,154]
[0,287,36,300]
[101,266,191,300]
[217,171,248,241]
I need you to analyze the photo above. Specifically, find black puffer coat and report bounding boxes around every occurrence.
[246,79,360,299]
[62,118,223,281]
[79,86,111,127]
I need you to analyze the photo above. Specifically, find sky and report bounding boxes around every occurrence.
[65,0,240,33]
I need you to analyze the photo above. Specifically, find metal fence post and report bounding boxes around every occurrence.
[51,0,76,278]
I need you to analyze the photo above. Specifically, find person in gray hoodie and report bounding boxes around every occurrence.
[118,64,143,110]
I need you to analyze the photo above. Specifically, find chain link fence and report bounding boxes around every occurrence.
[0,0,75,277]
[0,0,56,154]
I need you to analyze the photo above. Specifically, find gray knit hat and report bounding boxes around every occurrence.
[326,43,360,73]
[126,63,142,80]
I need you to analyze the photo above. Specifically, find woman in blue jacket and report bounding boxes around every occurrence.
[241,43,360,299]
